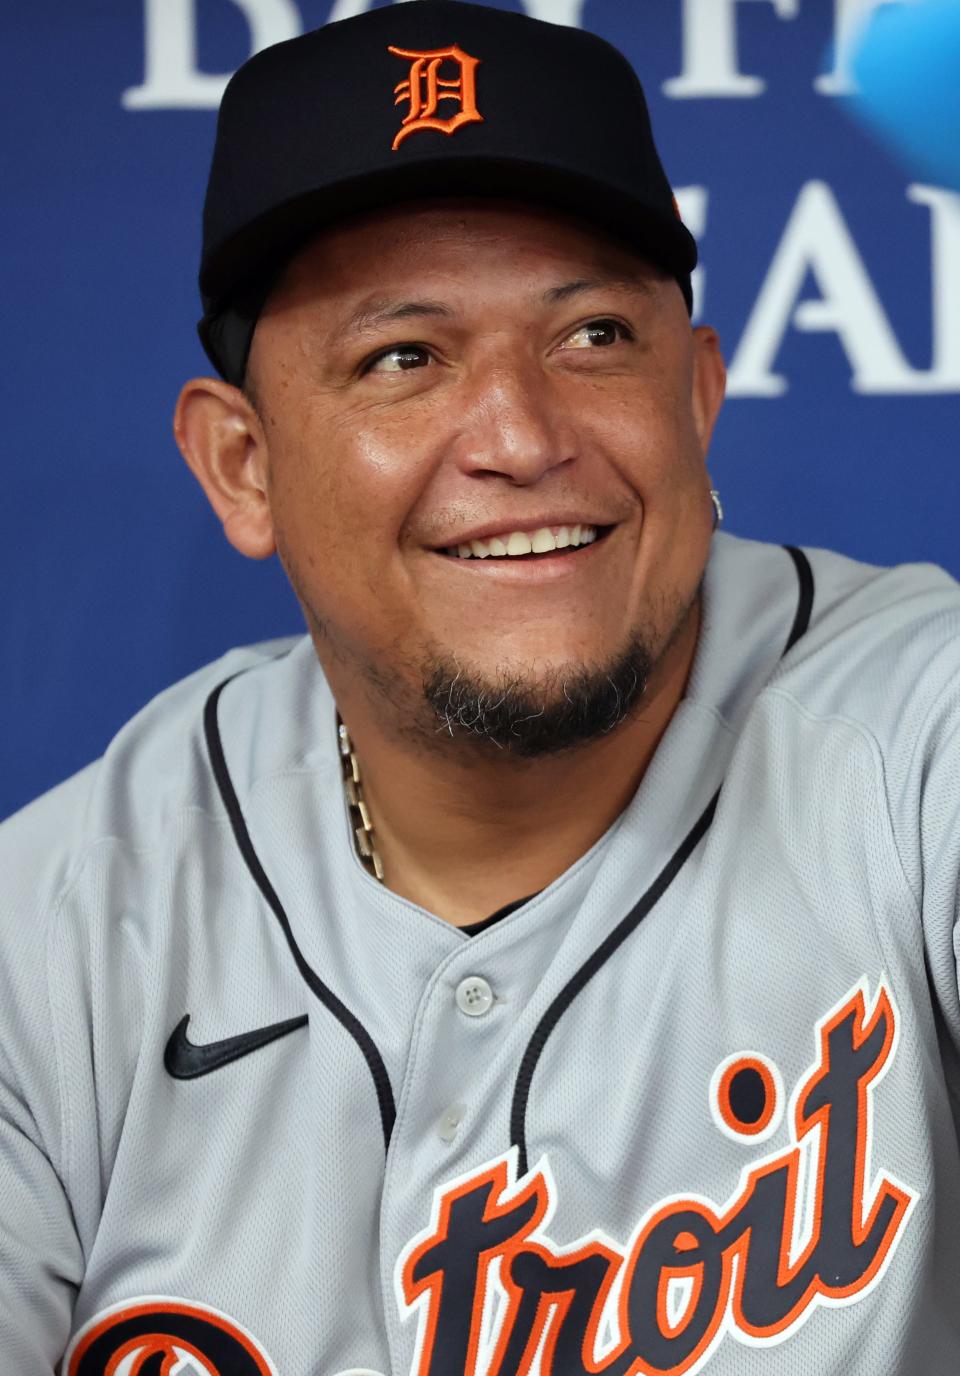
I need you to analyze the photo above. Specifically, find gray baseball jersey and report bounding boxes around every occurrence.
[2,531,960,1375]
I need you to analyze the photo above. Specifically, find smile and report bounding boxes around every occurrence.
[442,524,612,560]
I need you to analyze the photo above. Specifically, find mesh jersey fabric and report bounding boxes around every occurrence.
[0,532,959,1372]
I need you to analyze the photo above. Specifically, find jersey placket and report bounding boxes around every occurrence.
[377,872,594,1375]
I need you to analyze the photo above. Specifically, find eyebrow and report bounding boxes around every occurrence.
[343,299,454,337]
[338,274,654,338]
[543,275,655,304]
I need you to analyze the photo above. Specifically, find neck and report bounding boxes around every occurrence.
[325,600,700,926]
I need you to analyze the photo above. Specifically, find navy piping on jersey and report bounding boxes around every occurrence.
[204,544,814,1164]
[203,681,397,1148]
[783,545,815,655]
[509,545,815,1175]
[460,895,539,936]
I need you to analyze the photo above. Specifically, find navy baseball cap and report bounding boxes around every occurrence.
[198,0,698,385]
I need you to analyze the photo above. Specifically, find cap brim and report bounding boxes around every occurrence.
[198,159,697,382]
[200,156,696,310]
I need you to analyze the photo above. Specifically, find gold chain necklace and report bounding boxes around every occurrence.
[337,713,385,882]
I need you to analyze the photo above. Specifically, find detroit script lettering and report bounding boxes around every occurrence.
[396,980,916,1376]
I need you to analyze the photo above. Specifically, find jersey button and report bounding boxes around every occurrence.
[455,975,494,1017]
[437,1102,466,1143]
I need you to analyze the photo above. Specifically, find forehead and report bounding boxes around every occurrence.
[264,198,668,317]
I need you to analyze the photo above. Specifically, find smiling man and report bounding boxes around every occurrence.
[2,4,960,1374]
[177,198,722,924]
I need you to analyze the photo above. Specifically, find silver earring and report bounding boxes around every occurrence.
[710,489,724,530]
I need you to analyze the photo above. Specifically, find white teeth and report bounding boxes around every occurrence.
[530,527,557,553]
[450,524,599,558]
[506,531,533,555]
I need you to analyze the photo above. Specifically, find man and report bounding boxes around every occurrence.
[1,3,958,1373]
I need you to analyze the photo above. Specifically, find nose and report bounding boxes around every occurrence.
[450,355,578,485]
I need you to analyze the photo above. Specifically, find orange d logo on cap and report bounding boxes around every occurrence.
[388,44,483,150]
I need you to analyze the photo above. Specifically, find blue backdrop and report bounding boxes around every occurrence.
[4,0,958,820]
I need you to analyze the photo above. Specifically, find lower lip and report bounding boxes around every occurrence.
[431,532,612,583]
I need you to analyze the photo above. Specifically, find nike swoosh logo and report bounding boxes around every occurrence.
[164,1012,308,1080]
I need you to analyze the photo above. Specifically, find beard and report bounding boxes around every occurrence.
[294,547,701,762]
[420,636,654,758]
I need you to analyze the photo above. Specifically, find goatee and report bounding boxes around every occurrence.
[422,640,653,758]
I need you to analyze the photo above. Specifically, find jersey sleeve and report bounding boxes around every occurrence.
[0,1038,83,1369]
[781,555,960,1052]
[0,787,90,1369]
[793,558,960,1045]
[879,621,960,1047]
[911,673,960,1045]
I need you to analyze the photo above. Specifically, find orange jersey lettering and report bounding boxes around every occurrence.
[396,980,916,1376]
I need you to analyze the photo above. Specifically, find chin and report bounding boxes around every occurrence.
[420,638,655,759]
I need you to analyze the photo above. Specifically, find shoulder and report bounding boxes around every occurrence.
[769,541,960,743]
[753,541,960,905]
[708,537,960,917]
[0,636,306,940]
[696,535,960,742]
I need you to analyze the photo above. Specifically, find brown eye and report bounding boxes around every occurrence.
[365,344,431,374]
[563,319,632,349]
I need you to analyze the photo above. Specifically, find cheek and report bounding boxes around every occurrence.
[268,449,340,576]
[266,410,427,584]
[590,387,703,498]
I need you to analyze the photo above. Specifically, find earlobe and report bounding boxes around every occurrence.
[173,377,277,560]
[691,326,727,454]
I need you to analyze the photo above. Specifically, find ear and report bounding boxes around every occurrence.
[173,377,276,560]
[690,325,727,455]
